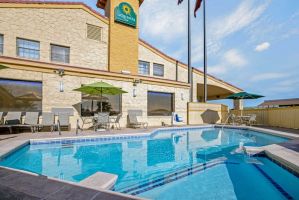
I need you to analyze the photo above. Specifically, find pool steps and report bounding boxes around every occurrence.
[79,171,118,190]
[118,157,238,195]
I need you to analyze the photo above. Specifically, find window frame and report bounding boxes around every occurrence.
[0,34,3,55]
[80,93,122,116]
[147,91,175,116]
[153,63,164,77]
[16,38,40,60]
[138,60,150,76]
[50,44,70,64]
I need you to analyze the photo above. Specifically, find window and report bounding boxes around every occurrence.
[138,60,150,75]
[148,91,174,116]
[87,24,102,41]
[51,44,70,63]
[0,79,42,112]
[0,34,3,54]
[81,94,121,116]
[17,38,40,60]
[153,63,164,77]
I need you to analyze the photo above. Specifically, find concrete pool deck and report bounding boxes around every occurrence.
[0,125,298,199]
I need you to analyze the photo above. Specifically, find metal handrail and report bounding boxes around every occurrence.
[76,119,80,135]
[57,120,61,135]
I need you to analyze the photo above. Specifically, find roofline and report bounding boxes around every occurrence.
[262,98,299,103]
[138,39,243,92]
[0,0,109,24]
[0,55,190,89]
[0,0,242,92]
[96,0,144,9]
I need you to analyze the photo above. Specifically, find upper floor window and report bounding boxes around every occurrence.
[17,38,40,60]
[153,63,164,77]
[138,60,150,75]
[51,44,70,63]
[0,34,3,54]
[87,24,102,42]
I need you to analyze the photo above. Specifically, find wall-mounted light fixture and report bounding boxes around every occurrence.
[132,79,142,97]
[133,88,137,97]
[54,68,65,92]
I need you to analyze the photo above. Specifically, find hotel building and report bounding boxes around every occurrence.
[0,0,242,128]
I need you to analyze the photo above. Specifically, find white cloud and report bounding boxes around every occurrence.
[192,0,271,63]
[255,42,270,52]
[207,49,247,76]
[223,49,247,67]
[139,0,187,42]
[208,65,227,75]
[250,72,290,82]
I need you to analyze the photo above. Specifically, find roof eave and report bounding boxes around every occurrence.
[97,0,144,9]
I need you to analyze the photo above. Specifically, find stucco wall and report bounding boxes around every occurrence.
[0,7,108,70]
[0,68,188,128]
[138,44,189,82]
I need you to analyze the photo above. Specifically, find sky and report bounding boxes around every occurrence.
[64,0,299,108]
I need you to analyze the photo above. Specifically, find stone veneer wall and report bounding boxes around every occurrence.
[138,44,188,82]
[0,68,189,128]
[0,8,108,70]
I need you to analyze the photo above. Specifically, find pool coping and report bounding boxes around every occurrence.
[0,124,298,199]
[0,165,145,200]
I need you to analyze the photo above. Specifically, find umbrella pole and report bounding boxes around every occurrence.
[100,87,103,113]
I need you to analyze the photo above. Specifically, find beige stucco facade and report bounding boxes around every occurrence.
[0,2,242,129]
[0,7,108,70]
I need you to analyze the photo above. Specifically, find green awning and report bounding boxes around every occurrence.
[225,92,264,100]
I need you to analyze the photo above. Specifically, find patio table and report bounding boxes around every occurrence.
[236,115,251,124]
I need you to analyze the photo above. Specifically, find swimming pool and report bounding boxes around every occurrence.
[1,127,298,200]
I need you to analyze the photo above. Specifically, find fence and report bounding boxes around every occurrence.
[187,102,229,125]
[230,107,299,129]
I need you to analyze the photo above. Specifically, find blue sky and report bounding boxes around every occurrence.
[66,0,299,107]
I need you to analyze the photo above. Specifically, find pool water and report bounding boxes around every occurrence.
[1,127,298,200]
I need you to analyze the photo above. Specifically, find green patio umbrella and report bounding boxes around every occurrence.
[226,92,264,116]
[226,92,264,100]
[0,64,9,70]
[73,81,127,112]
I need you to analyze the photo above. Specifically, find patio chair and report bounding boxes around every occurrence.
[56,113,71,131]
[15,112,39,133]
[38,112,55,132]
[0,112,22,134]
[128,113,148,129]
[247,114,257,126]
[110,114,122,130]
[93,112,110,131]
[0,112,3,125]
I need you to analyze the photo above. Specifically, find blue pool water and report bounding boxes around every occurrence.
[1,127,298,200]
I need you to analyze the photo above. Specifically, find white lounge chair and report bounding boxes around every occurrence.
[38,112,55,132]
[128,113,148,129]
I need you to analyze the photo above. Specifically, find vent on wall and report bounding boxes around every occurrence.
[87,24,102,41]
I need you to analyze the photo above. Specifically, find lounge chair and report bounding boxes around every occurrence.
[56,113,71,131]
[93,112,110,131]
[110,114,122,130]
[38,112,55,132]
[0,112,22,134]
[128,113,148,129]
[0,112,3,125]
[23,112,39,133]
